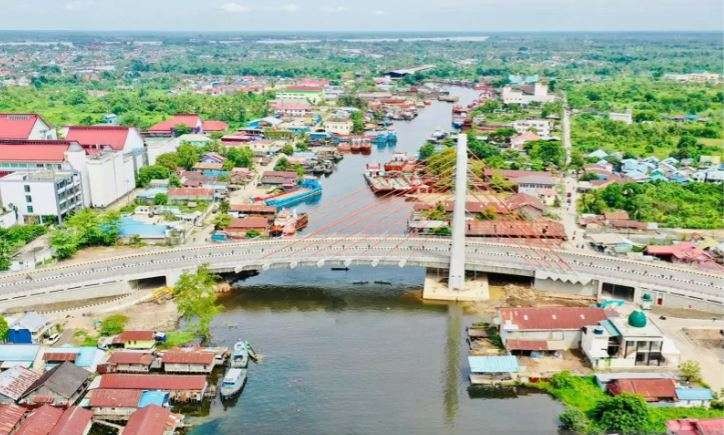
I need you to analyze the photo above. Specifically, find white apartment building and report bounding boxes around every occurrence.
[0,170,83,223]
[502,83,557,105]
[325,118,353,135]
[512,119,552,138]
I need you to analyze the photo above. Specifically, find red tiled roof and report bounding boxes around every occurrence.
[271,101,312,111]
[505,339,549,351]
[99,374,207,391]
[14,405,63,435]
[695,418,724,434]
[466,220,565,239]
[167,187,214,198]
[227,216,269,230]
[193,162,224,170]
[604,210,630,221]
[201,120,228,132]
[43,352,76,362]
[123,405,175,435]
[499,307,607,331]
[229,203,276,214]
[0,140,71,163]
[107,352,154,366]
[0,113,44,139]
[88,388,142,408]
[608,378,677,402]
[505,193,545,211]
[147,114,201,133]
[48,406,92,435]
[112,331,155,343]
[285,85,324,92]
[64,126,131,152]
[0,404,28,435]
[161,350,215,365]
[0,366,41,402]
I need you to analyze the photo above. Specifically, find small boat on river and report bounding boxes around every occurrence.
[220,368,247,399]
[231,340,251,368]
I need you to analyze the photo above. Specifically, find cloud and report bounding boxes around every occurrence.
[373,9,386,15]
[65,0,94,11]
[321,5,348,13]
[218,2,251,13]
[277,3,299,12]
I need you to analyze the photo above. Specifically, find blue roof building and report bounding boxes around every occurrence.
[7,312,50,344]
[468,355,519,374]
[0,345,40,369]
[675,387,714,406]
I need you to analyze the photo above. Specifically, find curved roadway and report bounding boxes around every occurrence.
[0,237,721,306]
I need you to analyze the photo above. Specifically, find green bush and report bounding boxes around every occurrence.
[591,393,650,434]
[559,408,589,433]
[99,314,129,336]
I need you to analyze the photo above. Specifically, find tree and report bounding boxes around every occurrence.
[525,140,565,168]
[245,229,261,239]
[351,111,365,134]
[214,214,231,230]
[155,153,180,171]
[225,146,253,168]
[50,228,81,260]
[172,123,192,136]
[591,393,650,434]
[558,408,589,433]
[173,265,220,340]
[489,173,515,192]
[679,360,703,384]
[281,144,294,156]
[419,142,436,160]
[136,164,171,187]
[0,315,8,342]
[176,143,200,170]
[99,314,128,336]
[154,192,168,205]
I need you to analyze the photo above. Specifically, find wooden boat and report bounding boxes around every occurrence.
[331,267,350,271]
[220,368,247,399]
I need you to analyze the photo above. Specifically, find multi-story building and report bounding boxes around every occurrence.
[0,170,83,223]
[511,119,552,138]
[502,83,556,105]
[325,118,353,135]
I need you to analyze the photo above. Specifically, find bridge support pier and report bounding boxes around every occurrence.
[422,268,489,301]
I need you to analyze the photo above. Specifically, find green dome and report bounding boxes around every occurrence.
[642,293,652,301]
[628,309,647,328]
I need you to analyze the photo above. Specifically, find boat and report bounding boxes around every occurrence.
[265,177,322,209]
[374,280,392,285]
[352,281,368,285]
[270,210,309,236]
[220,368,247,399]
[331,267,349,271]
[231,341,251,368]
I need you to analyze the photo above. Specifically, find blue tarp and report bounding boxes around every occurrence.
[468,355,519,373]
[675,387,713,401]
[138,390,170,408]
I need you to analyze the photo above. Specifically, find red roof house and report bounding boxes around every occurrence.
[226,216,270,238]
[122,405,182,435]
[667,418,724,435]
[607,378,677,402]
[499,307,608,331]
[201,120,228,132]
[147,114,203,135]
[161,350,215,373]
[167,187,214,201]
[88,388,143,408]
[466,219,565,240]
[63,125,143,155]
[0,404,28,435]
[0,140,73,164]
[0,113,54,140]
[646,242,717,267]
[13,404,63,435]
[98,374,207,401]
[48,406,93,435]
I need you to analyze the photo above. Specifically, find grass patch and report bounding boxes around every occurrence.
[158,330,197,349]
[533,371,724,433]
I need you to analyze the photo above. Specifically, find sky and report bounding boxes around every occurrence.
[0,0,721,32]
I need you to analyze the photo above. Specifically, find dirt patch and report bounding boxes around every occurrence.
[519,350,593,378]
[462,283,594,316]
[652,306,723,320]
[683,328,724,350]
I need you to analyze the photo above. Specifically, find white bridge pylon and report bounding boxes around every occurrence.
[448,133,468,291]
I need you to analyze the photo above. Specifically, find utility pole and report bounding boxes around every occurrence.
[448,133,467,291]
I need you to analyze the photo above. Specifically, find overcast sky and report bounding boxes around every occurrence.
[0,0,721,31]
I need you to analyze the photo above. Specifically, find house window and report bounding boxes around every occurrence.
[24,185,30,192]
[25,195,32,203]
[26,206,33,213]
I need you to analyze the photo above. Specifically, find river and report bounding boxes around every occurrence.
[190,86,564,434]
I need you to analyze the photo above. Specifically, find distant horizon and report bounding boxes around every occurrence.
[0,29,721,35]
[1,0,721,33]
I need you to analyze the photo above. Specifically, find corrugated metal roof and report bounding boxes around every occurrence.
[499,307,607,331]
[48,406,92,435]
[14,405,63,434]
[138,390,169,408]
[468,355,519,374]
[0,366,40,401]
[0,345,40,362]
[161,350,215,365]
[124,405,175,435]
[675,387,714,401]
[0,404,28,435]
[89,388,142,408]
[99,374,207,391]
[107,351,154,366]
[9,312,49,333]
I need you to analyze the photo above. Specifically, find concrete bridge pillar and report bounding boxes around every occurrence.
[423,134,488,302]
